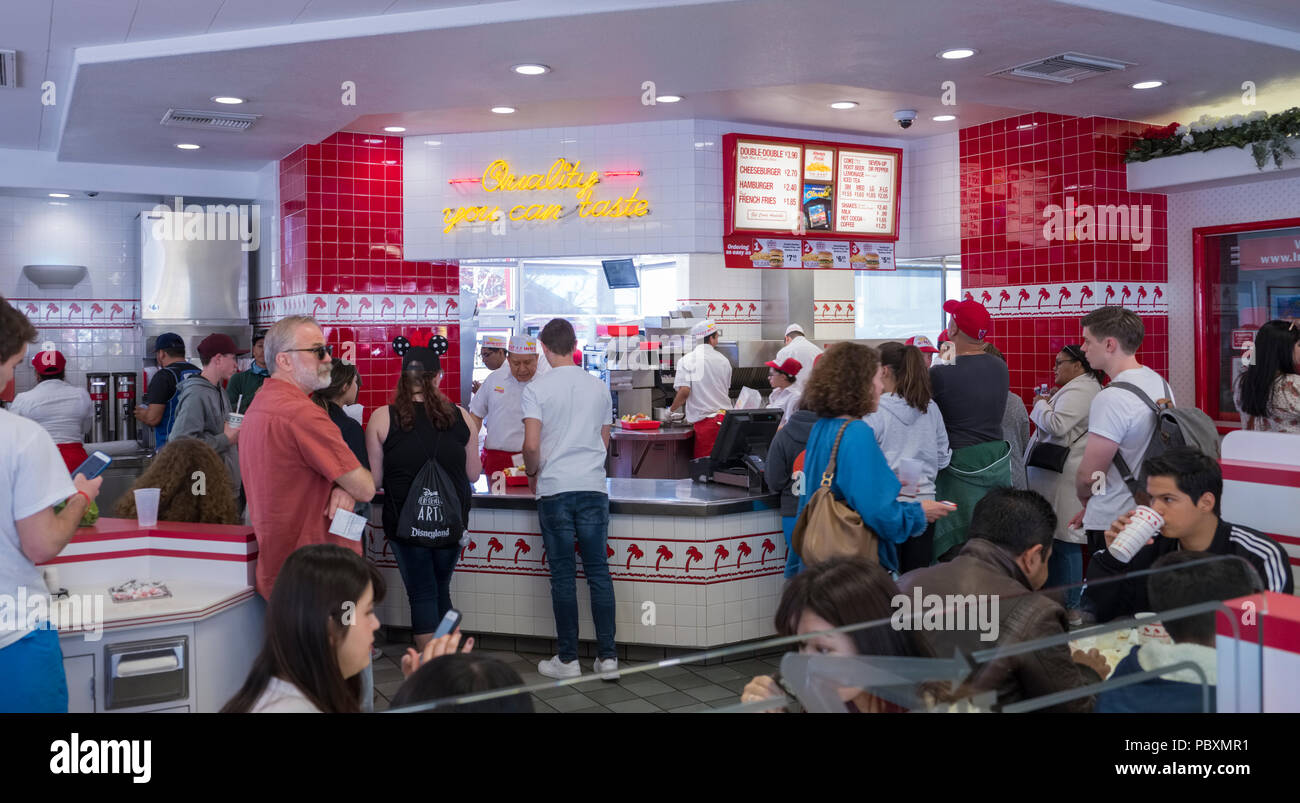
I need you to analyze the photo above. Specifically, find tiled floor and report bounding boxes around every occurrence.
[371,633,782,713]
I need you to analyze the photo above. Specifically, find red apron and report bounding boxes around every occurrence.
[692,415,724,459]
[481,449,519,476]
[57,443,90,475]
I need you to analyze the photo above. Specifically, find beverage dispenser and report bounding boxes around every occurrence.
[87,373,112,442]
[113,372,138,443]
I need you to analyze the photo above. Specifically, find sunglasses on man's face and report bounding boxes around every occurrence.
[284,344,332,360]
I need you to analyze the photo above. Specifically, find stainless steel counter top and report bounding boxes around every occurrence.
[609,424,694,441]
[471,477,777,517]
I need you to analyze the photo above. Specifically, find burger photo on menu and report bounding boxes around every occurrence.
[801,243,819,269]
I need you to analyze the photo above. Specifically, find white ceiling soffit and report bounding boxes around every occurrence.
[33,0,1300,169]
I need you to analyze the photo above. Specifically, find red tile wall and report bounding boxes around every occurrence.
[959,112,1170,405]
[271,132,462,416]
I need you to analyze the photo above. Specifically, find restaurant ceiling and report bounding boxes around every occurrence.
[1,0,1297,170]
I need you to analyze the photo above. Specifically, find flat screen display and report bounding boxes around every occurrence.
[602,258,639,289]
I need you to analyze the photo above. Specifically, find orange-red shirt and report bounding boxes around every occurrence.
[239,377,362,598]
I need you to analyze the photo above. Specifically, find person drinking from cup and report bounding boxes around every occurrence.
[173,333,247,506]
[1083,447,1293,622]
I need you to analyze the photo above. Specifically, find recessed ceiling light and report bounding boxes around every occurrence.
[48,192,70,198]
[560,138,577,144]
[383,126,406,133]
[176,143,201,150]
[211,96,245,104]
[655,95,683,103]
[939,48,977,59]
[932,114,957,122]
[48,201,68,206]
[829,101,858,110]
[363,138,383,144]
[491,106,516,114]
[1131,80,1165,90]
[512,64,550,76]
[424,140,441,146]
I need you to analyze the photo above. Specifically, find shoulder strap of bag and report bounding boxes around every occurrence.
[820,420,853,488]
[1107,381,1160,414]
[1105,380,1166,493]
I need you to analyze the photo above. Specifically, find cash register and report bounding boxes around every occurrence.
[690,409,783,490]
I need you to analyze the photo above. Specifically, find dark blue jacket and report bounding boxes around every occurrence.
[1095,645,1216,713]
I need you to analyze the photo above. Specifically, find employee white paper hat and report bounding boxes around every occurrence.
[481,334,508,350]
[785,323,806,337]
[508,335,538,354]
[690,320,720,338]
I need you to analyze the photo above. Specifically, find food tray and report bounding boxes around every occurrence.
[619,420,661,430]
[505,475,530,486]
[108,580,172,603]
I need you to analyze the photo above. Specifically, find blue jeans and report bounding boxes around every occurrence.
[388,538,459,635]
[782,516,803,579]
[0,629,68,713]
[538,492,616,662]
[1046,540,1083,610]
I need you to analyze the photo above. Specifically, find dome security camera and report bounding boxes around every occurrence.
[894,110,918,129]
[84,191,99,197]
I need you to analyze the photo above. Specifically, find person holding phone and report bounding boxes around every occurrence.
[0,297,103,713]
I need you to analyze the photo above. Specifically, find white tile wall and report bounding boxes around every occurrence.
[1164,173,1300,407]
[898,132,960,260]
[1,195,156,394]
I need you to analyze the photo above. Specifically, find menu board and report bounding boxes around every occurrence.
[804,148,834,183]
[835,150,898,235]
[733,141,803,231]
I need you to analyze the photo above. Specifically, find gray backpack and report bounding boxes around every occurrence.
[1108,378,1221,502]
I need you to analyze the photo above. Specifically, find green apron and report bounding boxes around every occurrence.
[932,440,1013,561]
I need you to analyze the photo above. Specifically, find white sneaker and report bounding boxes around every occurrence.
[537,655,581,679]
[593,657,620,681]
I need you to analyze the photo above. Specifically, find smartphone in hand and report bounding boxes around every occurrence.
[432,608,462,639]
[72,451,112,480]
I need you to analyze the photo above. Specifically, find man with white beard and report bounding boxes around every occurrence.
[238,315,375,599]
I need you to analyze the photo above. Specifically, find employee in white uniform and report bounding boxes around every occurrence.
[764,357,803,423]
[774,323,823,391]
[670,320,734,458]
[469,334,544,477]
[470,334,509,395]
[9,349,93,472]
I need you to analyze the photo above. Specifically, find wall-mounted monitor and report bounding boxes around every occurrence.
[602,258,639,289]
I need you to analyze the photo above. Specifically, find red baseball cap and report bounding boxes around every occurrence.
[197,333,249,362]
[32,349,66,376]
[765,357,803,377]
[937,330,950,344]
[905,335,939,354]
[943,299,993,341]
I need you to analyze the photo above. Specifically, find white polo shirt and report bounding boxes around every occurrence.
[675,343,733,424]
[9,378,93,444]
[0,410,77,650]
[468,364,536,453]
[521,364,612,497]
[774,335,823,391]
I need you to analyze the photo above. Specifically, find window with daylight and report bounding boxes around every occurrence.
[1194,219,1300,423]
[854,257,962,340]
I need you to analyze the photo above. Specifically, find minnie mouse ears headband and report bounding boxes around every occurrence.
[392,334,450,372]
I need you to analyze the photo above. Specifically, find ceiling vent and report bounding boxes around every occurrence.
[991,52,1132,85]
[0,50,17,89]
[159,108,261,131]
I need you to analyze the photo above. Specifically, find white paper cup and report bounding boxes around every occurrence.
[1109,505,1164,563]
[226,412,244,429]
[134,488,161,527]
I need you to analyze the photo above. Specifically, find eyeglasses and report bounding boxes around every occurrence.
[284,344,332,360]
[1054,358,1075,367]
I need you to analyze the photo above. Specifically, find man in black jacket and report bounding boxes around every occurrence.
[1084,447,1293,622]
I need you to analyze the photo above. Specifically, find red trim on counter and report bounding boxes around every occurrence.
[1220,459,1300,488]
[43,548,257,565]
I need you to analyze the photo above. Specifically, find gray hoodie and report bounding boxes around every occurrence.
[863,393,951,499]
[173,374,241,493]
[765,409,819,517]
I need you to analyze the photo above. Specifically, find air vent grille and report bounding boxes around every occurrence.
[160,108,261,131]
[0,50,16,89]
[991,52,1132,85]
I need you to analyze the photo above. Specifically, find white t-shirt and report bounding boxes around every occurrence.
[521,364,612,497]
[249,676,322,713]
[468,365,535,453]
[0,410,77,651]
[1084,366,1173,530]
[774,336,823,391]
[769,385,802,421]
[674,343,733,424]
[9,379,93,444]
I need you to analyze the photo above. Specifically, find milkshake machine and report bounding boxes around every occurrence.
[113,372,139,443]
[87,373,112,442]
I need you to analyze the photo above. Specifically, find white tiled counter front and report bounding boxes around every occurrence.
[367,480,785,648]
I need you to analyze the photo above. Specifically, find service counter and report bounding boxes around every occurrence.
[366,478,787,650]
[606,425,694,480]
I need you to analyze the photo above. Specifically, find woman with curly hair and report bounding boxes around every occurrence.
[114,437,240,525]
[796,343,951,573]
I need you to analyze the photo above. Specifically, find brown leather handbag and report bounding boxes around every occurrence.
[791,420,879,565]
